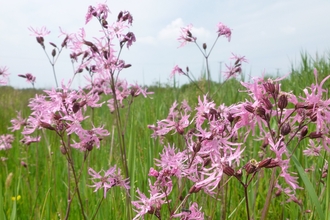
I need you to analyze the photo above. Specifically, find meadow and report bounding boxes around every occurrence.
[1,52,330,220]
[1,3,330,219]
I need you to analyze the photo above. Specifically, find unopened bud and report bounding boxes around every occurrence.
[310,112,317,122]
[193,142,201,153]
[60,146,67,155]
[262,98,273,110]
[262,137,269,148]
[203,43,207,50]
[244,104,254,113]
[256,106,266,119]
[278,94,288,110]
[321,171,327,178]
[300,126,308,138]
[281,123,291,136]
[258,158,272,168]
[52,48,56,57]
[263,82,275,94]
[189,185,201,194]
[265,159,280,168]
[40,121,55,131]
[203,158,211,167]
[49,42,57,48]
[244,159,258,174]
[223,166,235,176]
[309,132,323,139]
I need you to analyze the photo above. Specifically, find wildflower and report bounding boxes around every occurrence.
[88,166,129,198]
[217,22,231,41]
[172,202,204,219]
[0,66,10,85]
[170,65,185,78]
[8,111,26,132]
[11,195,21,201]
[18,73,36,85]
[28,26,50,37]
[178,24,197,47]
[0,134,14,150]
[303,140,322,156]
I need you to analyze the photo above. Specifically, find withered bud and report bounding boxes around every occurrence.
[49,42,57,48]
[223,166,235,176]
[60,146,67,155]
[124,64,132,68]
[51,48,56,57]
[39,121,55,131]
[117,11,123,21]
[262,98,273,110]
[203,43,207,50]
[278,94,288,110]
[244,104,255,113]
[258,158,272,168]
[281,123,291,136]
[193,142,201,153]
[189,185,201,194]
[308,132,323,139]
[300,126,308,138]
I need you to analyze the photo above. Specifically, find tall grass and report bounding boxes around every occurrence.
[1,51,330,219]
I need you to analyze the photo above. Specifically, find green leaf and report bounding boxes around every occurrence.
[291,154,324,220]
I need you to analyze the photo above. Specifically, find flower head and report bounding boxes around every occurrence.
[178,24,197,47]
[217,22,231,41]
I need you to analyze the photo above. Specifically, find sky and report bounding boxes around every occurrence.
[1,0,330,89]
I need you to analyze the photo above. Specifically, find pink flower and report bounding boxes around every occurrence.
[88,166,129,198]
[170,65,185,78]
[0,66,10,85]
[0,134,14,150]
[178,24,197,47]
[303,140,322,156]
[28,26,50,37]
[217,22,231,41]
[9,111,26,131]
[20,135,40,146]
[18,73,36,85]
[85,4,111,24]
[172,202,204,219]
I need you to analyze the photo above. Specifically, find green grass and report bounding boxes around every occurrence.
[1,51,330,219]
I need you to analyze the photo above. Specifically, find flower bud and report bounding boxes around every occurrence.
[21,161,27,168]
[60,146,67,155]
[300,126,308,138]
[258,158,272,168]
[262,98,273,110]
[223,166,235,176]
[193,142,201,153]
[203,43,207,50]
[281,123,291,136]
[309,132,322,139]
[261,137,269,148]
[49,42,57,48]
[244,104,254,113]
[265,159,280,168]
[256,106,267,120]
[278,94,288,110]
[39,121,55,131]
[203,158,211,167]
[235,169,242,180]
[244,159,258,174]
[310,112,317,122]
[52,48,56,57]
[263,82,275,94]
[321,171,327,178]
[189,185,201,194]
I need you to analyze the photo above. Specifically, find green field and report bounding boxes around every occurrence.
[1,52,330,219]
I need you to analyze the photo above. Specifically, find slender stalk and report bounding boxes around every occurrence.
[260,169,277,220]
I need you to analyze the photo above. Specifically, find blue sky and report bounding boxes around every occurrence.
[1,0,330,89]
